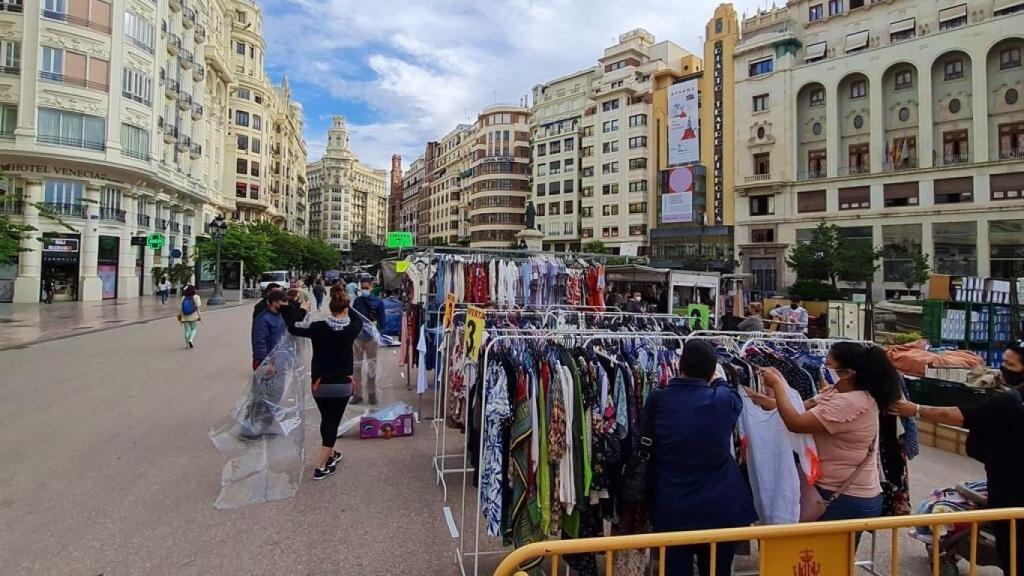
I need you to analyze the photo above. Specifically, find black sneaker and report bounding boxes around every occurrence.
[187,340,194,349]
[313,464,336,480]
[350,395,364,405]
[368,393,378,406]
[327,450,342,467]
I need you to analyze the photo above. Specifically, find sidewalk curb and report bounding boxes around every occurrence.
[0,300,252,352]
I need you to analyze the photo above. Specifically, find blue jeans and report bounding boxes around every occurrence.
[159,289,169,304]
[817,488,883,548]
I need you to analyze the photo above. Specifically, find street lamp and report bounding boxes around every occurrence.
[207,215,229,305]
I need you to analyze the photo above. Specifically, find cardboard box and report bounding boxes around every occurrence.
[928,274,954,301]
[359,411,415,439]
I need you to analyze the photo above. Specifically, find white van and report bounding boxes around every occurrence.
[258,270,289,293]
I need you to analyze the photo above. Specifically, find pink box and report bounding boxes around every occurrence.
[359,412,415,439]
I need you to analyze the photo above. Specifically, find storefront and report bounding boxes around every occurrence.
[98,235,119,300]
[41,233,81,302]
[0,257,15,302]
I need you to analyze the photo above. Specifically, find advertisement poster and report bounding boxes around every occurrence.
[668,79,700,165]
[685,304,710,331]
[464,305,486,363]
[98,264,118,299]
[662,167,694,224]
[443,293,457,329]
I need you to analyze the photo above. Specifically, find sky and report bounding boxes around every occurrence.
[260,0,764,172]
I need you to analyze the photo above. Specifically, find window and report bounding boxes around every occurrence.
[749,195,774,216]
[753,94,769,112]
[883,182,919,207]
[999,123,1024,159]
[121,68,152,105]
[549,181,561,195]
[602,119,620,133]
[582,167,593,177]
[797,190,826,213]
[881,224,923,282]
[809,3,823,20]
[235,110,249,126]
[890,136,917,168]
[629,136,647,149]
[603,141,619,153]
[0,39,20,71]
[252,138,261,154]
[992,173,1024,201]
[1001,47,1022,70]
[602,162,619,174]
[848,143,869,174]
[44,179,83,205]
[890,18,916,43]
[850,79,867,99]
[629,158,647,170]
[549,161,561,175]
[37,107,105,150]
[751,229,776,243]
[629,114,647,127]
[537,143,547,157]
[749,58,773,77]
[602,99,619,112]
[253,115,262,130]
[894,69,913,90]
[629,224,647,236]
[254,94,263,104]
[938,4,967,29]
[582,126,593,137]
[805,41,827,62]
[942,130,969,164]
[990,220,1024,278]
[934,176,973,204]
[828,0,842,15]
[564,179,574,193]
[754,153,770,175]
[838,186,871,210]
[237,134,248,150]
[536,183,546,197]
[629,181,647,192]
[602,205,618,216]
[549,202,561,216]
[41,46,62,79]
[933,221,977,276]
[124,12,154,52]
[628,201,647,214]
[0,103,16,135]
[807,149,827,178]
[119,123,149,160]
[236,158,247,174]
[43,0,65,16]
[236,41,246,55]
[564,200,574,215]
[564,159,574,173]
[809,88,825,107]
[944,59,964,80]
[846,30,869,53]
[602,184,619,195]
[235,88,250,100]
[581,207,593,217]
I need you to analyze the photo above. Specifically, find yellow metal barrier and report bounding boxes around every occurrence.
[495,508,1024,576]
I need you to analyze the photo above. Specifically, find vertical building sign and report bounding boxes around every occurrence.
[662,167,694,224]
[712,41,725,225]
[668,79,700,166]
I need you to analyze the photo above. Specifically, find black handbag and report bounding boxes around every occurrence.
[620,388,661,505]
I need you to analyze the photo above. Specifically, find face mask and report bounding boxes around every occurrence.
[360,290,371,297]
[791,304,799,309]
[821,366,842,386]
[1001,367,1024,387]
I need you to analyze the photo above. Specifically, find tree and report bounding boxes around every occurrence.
[429,237,446,247]
[196,222,276,283]
[786,222,883,301]
[350,235,384,265]
[582,240,609,255]
[786,223,841,286]
[880,245,931,293]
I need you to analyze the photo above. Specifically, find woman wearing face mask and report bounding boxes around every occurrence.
[891,343,1024,575]
[760,342,901,525]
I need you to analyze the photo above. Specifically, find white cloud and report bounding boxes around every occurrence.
[263,0,763,171]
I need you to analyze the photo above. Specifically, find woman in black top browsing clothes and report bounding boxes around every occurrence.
[286,285,364,480]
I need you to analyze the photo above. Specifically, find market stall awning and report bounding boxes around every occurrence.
[605,264,671,284]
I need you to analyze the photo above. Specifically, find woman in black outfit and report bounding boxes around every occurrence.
[286,285,364,480]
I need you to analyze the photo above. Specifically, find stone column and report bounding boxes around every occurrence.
[918,71,935,169]
[869,77,885,173]
[79,184,103,301]
[970,58,989,163]
[118,190,138,300]
[12,180,43,303]
[977,219,991,278]
[826,83,840,178]
[142,199,158,295]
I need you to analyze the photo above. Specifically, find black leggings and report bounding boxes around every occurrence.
[313,395,350,448]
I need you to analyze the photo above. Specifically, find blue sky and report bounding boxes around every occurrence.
[260,0,763,172]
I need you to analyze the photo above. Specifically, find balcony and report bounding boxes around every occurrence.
[157,218,168,230]
[0,200,22,214]
[1,2,23,13]
[169,0,181,12]
[180,50,194,69]
[183,224,192,235]
[182,7,196,28]
[163,125,178,143]
[170,221,181,233]
[177,93,192,110]
[189,143,201,159]
[165,78,179,98]
[37,135,104,151]
[40,202,85,218]
[192,63,204,82]
[39,71,107,92]
[167,33,181,55]
[942,153,971,166]
[998,148,1023,161]
[744,173,774,184]
[0,64,19,76]
[121,148,150,161]
[882,158,918,172]
[99,207,126,222]
[195,24,207,44]
[190,102,203,120]
[175,135,191,152]
[137,214,151,227]
[41,9,112,34]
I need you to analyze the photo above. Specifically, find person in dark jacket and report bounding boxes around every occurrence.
[351,280,384,405]
[312,279,325,310]
[281,288,308,326]
[646,339,756,576]
[251,290,287,370]
[252,283,283,319]
[287,285,364,480]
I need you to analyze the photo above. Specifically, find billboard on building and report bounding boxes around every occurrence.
[662,166,694,224]
[668,79,700,165]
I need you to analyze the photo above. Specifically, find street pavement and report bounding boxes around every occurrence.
[0,304,1003,575]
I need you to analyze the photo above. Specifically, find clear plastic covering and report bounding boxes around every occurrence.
[208,305,390,509]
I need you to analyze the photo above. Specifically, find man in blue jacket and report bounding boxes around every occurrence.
[251,290,287,370]
[351,279,384,405]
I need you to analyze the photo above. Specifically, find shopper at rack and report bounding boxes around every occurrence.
[890,343,1024,575]
[764,342,901,525]
[647,339,757,575]
[625,291,645,314]
[770,296,809,334]
[737,302,765,332]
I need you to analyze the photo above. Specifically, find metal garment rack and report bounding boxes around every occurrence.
[690,330,809,341]
[456,329,691,576]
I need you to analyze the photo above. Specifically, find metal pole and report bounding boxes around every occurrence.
[209,237,224,305]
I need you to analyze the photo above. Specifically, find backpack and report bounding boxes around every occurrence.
[181,296,196,316]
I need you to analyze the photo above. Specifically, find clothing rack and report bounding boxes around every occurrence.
[690,330,808,341]
[455,329,690,576]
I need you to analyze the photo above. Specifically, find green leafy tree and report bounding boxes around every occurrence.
[786,222,841,286]
[582,240,609,255]
[429,237,447,247]
[300,236,340,274]
[350,234,385,265]
[196,222,276,283]
[786,222,883,301]
[880,245,931,292]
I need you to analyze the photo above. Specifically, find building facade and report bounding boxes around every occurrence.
[388,153,402,234]
[428,124,472,245]
[530,67,597,253]
[731,0,1024,299]
[0,0,242,303]
[400,155,424,236]
[579,29,691,256]
[269,79,307,235]
[306,116,388,252]
[467,105,531,249]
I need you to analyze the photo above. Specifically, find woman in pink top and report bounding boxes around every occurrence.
[765,342,902,524]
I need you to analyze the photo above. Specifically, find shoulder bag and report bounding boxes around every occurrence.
[800,439,876,522]
[620,388,661,505]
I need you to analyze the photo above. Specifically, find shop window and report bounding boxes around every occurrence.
[933,221,977,276]
[990,220,1024,279]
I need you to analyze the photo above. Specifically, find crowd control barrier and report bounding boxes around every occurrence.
[494,508,1024,576]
